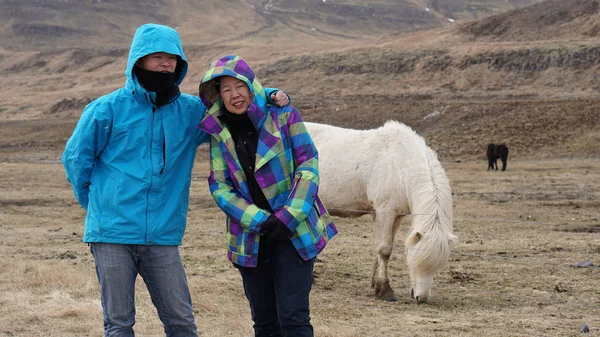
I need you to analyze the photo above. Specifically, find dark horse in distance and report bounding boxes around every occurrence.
[487,143,509,171]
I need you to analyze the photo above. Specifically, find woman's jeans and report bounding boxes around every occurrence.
[236,239,315,337]
[90,243,197,337]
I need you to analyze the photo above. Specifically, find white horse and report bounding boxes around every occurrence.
[306,121,457,303]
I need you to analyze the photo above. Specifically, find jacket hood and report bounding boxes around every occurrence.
[198,55,268,131]
[126,23,188,87]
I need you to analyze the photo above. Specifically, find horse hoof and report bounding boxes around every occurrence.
[375,281,397,301]
[380,293,398,302]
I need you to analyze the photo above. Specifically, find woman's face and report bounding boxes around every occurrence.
[219,76,251,115]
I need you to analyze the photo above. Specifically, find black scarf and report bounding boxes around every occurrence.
[219,110,271,211]
[134,66,178,106]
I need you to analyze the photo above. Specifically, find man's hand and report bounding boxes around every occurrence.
[271,91,290,107]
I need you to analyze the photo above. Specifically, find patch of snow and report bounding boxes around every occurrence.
[424,110,440,120]
[264,0,273,13]
[424,106,449,120]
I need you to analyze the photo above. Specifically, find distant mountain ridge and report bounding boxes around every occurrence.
[0,0,543,51]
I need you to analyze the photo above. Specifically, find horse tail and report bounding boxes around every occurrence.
[405,147,457,272]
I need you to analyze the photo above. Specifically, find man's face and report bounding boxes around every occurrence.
[140,52,177,73]
[219,76,251,115]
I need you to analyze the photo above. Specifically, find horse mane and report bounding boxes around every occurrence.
[405,139,457,273]
[424,147,454,237]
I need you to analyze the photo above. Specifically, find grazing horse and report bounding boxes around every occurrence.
[486,143,509,171]
[305,121,457,303]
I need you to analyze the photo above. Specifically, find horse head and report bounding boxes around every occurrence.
[405,224,457,303]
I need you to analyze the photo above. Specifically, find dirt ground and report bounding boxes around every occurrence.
[0,147,598,337]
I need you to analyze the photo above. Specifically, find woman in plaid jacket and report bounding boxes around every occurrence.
[198,55,337,337]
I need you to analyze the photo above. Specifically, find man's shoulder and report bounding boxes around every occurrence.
[178,92,203,105]
[80,88,129,117]
[89,87,127,105]
[176,93,207,116]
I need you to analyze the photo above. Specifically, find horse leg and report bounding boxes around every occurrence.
[371,209,402,301]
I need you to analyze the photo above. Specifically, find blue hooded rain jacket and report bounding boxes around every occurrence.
[62,24,207,245]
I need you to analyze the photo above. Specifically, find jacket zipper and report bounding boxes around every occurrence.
[145,103,155,244]
[288,172,302,200]
[151,105,166,175]
[160,127,165,175]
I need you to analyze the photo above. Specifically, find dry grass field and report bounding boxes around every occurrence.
[1,151,598,337]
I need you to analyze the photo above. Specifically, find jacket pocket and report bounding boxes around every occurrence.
[311,196,331,237]
[98,175,116,218]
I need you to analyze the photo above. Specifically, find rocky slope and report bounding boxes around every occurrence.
[0,0,598,161]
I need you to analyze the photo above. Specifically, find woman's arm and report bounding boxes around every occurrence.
[272,108,319,233]
[207,137,271,233]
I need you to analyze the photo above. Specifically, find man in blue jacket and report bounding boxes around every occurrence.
[62,23,288,336]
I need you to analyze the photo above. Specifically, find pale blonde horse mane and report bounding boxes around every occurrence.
[405,146,457,273]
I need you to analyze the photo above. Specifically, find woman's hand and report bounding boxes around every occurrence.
[260,214,293,240]
[270,91,290,107]
[259,215,280,234]
[266,222,293,241]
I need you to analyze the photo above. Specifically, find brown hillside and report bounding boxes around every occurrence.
[263,0,443,35]
[255,47,600,160]
[0,0,599,162]
[0,0,176,51]
[457,0,600,42]
[0,0,543,51]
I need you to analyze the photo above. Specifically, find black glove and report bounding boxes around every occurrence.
[266,222,293,241]
[260,215,292,241]
[259,215,280,234]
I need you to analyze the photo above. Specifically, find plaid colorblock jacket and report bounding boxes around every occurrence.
[198,55,337,267]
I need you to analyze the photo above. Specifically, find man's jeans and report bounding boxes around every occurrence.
[90,243,198,337]
[236,239,315,337]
